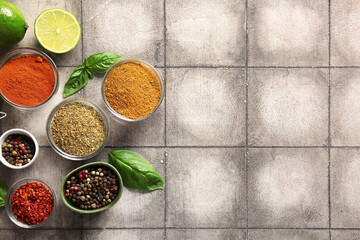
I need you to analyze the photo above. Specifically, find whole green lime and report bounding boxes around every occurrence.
[0,0,28,48]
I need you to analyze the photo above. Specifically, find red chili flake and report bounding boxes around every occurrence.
[111,185,115,189]
[11,182,54,225]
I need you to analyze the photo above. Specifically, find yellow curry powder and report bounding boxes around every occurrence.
[104,62,161,120]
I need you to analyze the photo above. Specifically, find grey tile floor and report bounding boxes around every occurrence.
[1,0,360,239]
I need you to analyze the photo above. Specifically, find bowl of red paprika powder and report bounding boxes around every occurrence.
[0,47,59,109]
[5,178,55,228]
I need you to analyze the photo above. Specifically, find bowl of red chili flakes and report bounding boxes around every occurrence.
[5,178,55,228]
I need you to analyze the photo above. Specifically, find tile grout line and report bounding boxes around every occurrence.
[6,227,360,231]
[80,1,85,239]
[164,151,168,240]
[245,0,249,238]
[41,145,360,149]
[328,1,332,239]
[56,65,360,69]
[163,0,167,148]
[163,1,167,239]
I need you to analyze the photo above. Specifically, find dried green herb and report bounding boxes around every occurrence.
[51,102,106,156]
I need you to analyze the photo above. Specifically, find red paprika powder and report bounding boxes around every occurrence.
[11,182,54,225]
[0,55,55,106]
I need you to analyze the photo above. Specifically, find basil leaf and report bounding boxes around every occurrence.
[108,150,163,191]
[0,179,8,207]
[85,67,94,79]
[63,65,90,98]
[85,53,121,73]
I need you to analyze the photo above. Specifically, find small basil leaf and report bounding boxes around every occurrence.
[0,179,9,207]
[85,53,121,73]
[63,65,89,98]
[108,150,164,191]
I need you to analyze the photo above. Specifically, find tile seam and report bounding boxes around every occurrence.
[163,2,167,240]
[328,1,332,239]
[164,0,167,149]
[41,145,360,149]
[80,1,85,239]
[164,151,168,240]
[245,0,249,239]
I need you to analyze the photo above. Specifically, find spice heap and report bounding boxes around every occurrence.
[1,134,35,166]
[11,182,54,225]
[64,166,119,210]
[51,102,106,157]
[104,62,161,120]
[0,55,55,106]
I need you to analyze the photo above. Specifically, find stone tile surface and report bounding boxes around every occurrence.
[330,149,360,228]
[167,68,246,146]
[0,230,81,240]
[0,67,83,146]
[82,148,165,228]
[331,69,360,146]
[83,0,164,66]
[166,148,246,228]
[83,69,165,146]
[248,148,328,228]
[331,0,360,66]
[248,230,329,240]
[1,0,358,239]
[248,0,328,66]
[248,69,328,146]
[167,229,246,240]
[83,229,164,240]
[0,0,82,67]
[166,0,246,66]
[331,230,360,240]
[0,148,82,229]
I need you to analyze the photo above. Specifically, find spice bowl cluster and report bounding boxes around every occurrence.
[0,46,165,228]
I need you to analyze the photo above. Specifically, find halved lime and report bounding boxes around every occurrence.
[34,8,81,54]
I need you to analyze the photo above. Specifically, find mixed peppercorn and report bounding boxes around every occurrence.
[11,182,54,225]
[1,134,35,166]
[64,166,119,210]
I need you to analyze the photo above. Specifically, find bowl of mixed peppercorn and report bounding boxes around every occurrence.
[61,162,123,213]
[0,128,39,169]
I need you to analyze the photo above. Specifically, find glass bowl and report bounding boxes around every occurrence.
[61,162,123,214]
[5,178,56,228]
[46,97,109,161]
[102,59,164,122]
[0,128,39,170]
[0,47,59,109]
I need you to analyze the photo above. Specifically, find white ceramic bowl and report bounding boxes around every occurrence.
[0,128,39,169]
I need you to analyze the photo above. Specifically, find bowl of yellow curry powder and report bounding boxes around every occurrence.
[46,98,109,160]
[102,59,164,121]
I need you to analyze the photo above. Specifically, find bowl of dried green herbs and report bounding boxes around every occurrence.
[46,98,109,160]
